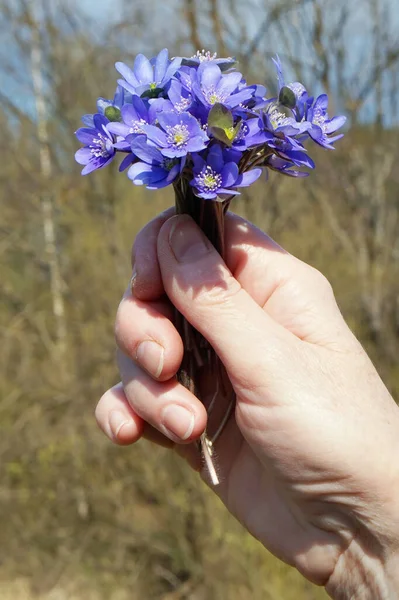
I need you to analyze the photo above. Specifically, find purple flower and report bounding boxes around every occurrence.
[263,101,310,137]
[81,85,128,127]
[230,117,265,151]
[191,62,254,110]
[106,96,158,150]
[143,111,209,158]
[307,95,346,149]
[128,135,183,189]
[190,145,262,199]
[265,155,309,178]
[75,114,115,175]
[116,49,181,97]
[181,50,237,72]
[167,80,194,114]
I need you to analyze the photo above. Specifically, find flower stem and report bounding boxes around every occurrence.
[173,178,235,485]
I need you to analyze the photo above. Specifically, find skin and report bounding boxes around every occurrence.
[96,209,399,597]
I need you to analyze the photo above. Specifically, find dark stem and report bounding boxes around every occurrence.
[173,177,235,485]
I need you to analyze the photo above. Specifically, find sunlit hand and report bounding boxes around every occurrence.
[96,210,399,597]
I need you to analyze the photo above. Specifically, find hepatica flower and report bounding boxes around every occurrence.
[128,135,183,189]
[116,48,181,98]
[143,111,209,158]
[75,114,115,175]
[75,48,347,188]
[191,145,262,199]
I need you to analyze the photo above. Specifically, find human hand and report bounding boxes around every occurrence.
[96,210,399,597]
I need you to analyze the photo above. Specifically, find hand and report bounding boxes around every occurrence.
[96,210,399,597]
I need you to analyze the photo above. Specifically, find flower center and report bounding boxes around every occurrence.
[192,49,218,62]
[174,97,191,113]
[197,166,222,191]
[166,124,190,148]
[312,108,327,132]
[205,87,225,105]
[267,104,289,129]
[234,121,248,142]
[90,134,110,158]
[149,82,157,90]
[129,119,147,134]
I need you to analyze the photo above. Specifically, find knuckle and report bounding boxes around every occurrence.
[193,271,242,309]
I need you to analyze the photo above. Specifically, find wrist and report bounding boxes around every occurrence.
[326,535,399,599]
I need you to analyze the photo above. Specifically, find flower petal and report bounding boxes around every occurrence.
[131,134,163,164]
[207,145,224,172]
[221,162,239,187]
[199,63,221,90]
[216,72,242,97]
[75,147,91,165]
[115,62,139,87]
[133,54,154,84]
[75,127,97,144]
[119,154,135,172]
[154,48,169,83]
[142,124,168,147]
[163,57,182,85]
[107,122,130,137]
[235,168,262,187]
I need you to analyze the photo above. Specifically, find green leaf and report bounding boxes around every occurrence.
[104,106,122,122]
[208,103,234,130]
[279,86,296,109]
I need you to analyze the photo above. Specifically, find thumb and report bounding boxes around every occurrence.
[157,214,295,390]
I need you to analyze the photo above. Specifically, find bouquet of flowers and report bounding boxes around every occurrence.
[75,49,345,484]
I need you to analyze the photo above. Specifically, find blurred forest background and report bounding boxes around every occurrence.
[1,0,399,598]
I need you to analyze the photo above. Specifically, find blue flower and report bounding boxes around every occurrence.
[81,85,128,127]
[143,111,209,158]
[307,95,346,149]
[191,62,254,110]
[116,49,181,97]
[190,145,262,199]
[75,114,115,175]
[106,96,159,151]
[265,155,309,178]
[230,117,265,151]
[128,135,184,189]
[181,50,236,72]
[167,79,194,114]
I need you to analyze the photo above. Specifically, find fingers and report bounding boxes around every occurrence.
[131,207,175,300]
[156,214,294,390]
[96,379,203,471]
[118,351,207,444]
[95,383,144,445]
[115,294,183,381]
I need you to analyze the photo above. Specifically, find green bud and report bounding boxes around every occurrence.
[279,86,296,109]
[104,106,122,122]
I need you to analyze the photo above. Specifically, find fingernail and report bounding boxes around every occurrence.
[161,405,195,441]
[109,410,133,439]
[136,340,164,379]
[169,216,211,263]
[130,265,137,294]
